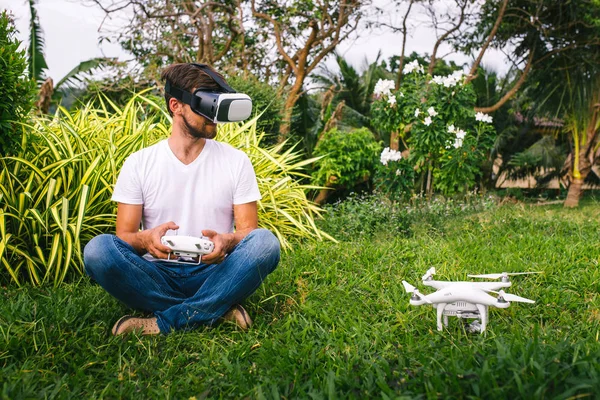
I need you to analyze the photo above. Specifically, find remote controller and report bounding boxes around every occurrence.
[161,235,215,263]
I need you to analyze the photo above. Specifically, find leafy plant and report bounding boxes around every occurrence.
[0,11,36,156]
[374,153,415,200]
[226,73,283,141]
[370,62,497,195]
[311,127,382,202]
[0,93,332,286]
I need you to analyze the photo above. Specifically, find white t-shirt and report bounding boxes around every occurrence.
[111,139,261,235]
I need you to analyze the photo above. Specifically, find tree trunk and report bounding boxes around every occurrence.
[564,178,585,208]
[389,131,399,150]
[278,78,304,142]
[564,104,599,207]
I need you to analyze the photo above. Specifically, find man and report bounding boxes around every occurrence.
[84,63,281,335]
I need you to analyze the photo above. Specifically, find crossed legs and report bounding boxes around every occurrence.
[83,229,280,333]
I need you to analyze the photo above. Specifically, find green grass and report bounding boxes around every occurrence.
[1,199,600,398]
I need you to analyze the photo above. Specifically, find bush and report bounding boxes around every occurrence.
[311,127,382,190]
[0,11,35,155]
[226,73,283,141]
[0,93,331,286]
[370,63,496,195]
[317,193,411,240]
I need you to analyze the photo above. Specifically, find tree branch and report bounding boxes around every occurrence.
[466,0,509,83]
[474,48,535,113]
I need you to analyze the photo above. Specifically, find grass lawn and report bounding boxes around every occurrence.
[1,198,600,398]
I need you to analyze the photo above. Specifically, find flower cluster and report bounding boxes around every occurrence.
[431,70,465,88]
[475,112,493,123]
[380,147,402,165]
[448,124,467,148]
[403,60,424,75]
[374,79,395,97]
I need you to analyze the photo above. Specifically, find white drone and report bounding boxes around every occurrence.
[402,267,540,333]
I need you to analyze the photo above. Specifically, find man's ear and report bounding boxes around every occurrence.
[169,97,182,115]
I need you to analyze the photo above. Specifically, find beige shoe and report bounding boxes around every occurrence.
[112,315,161,336]
[222,305,253,330]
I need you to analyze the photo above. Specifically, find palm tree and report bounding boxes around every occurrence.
[312,52,387,131]
[27,0,115,112]
[563,77,600,207]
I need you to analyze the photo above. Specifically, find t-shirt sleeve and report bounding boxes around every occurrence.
[233,153,261,205]
[111,154,144,204]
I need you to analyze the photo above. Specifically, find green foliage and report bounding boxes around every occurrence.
[226,73,283,140]
[370,63,497,195]
[374,157,416,200]
[0,11,36,156]
[2,201,600,398]
[311,127,382,189]
[0,93,332,286]
[26,0,48,84]
[317,193,411,240]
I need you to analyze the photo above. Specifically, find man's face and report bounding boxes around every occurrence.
[181,105,217,139]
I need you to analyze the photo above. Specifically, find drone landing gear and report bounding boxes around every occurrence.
[437,303,489,333]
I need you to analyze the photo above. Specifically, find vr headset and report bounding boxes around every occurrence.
[164,63,252,123]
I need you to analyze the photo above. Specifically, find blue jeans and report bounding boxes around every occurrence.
[83,229,280,333]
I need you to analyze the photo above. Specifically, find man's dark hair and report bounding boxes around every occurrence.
[160,63,227,116]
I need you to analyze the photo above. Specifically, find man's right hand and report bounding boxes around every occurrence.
[140,221,180,259]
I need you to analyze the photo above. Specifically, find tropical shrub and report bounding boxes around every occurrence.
[0,11,35,155]
[374,148,415,200]
[0,93,331,286]
[317,192,411,240]
[370,61,496,195]
[311,127,382,189]
[226,73,283,141]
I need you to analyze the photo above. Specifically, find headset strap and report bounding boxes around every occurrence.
[164,81,195,106]
[191,63,236,93]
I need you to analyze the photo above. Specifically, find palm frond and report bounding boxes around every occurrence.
[27,0,48,83]
[54,57,117,92]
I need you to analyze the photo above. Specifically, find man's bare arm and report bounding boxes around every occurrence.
[115,203,178,258]
[201,201,258,264]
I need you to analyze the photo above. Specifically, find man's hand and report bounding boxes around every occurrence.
[201,229,234,264]
[140,221,180,259]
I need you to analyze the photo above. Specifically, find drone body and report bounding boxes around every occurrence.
[403,268,538,333]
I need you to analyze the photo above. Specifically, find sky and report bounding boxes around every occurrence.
[2,0,511,83]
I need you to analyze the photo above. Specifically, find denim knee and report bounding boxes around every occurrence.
[83,234,116,278]
[248,229,280,273]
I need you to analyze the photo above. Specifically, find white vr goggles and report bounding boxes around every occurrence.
[165,63,252,123]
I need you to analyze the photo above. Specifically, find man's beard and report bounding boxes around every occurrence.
[181,113,217,140]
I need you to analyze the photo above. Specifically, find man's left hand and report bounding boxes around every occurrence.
[201,230,233,264]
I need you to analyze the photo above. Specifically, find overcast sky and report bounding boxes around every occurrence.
[2,0,510,82]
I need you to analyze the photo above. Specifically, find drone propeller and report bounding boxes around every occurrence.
[402,281,432,303]
[468,271,542,280]
[421,267,436,281]
[402,280,416,293]
[487,289,535,304]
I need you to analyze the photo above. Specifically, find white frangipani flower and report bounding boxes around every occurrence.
[453,129,467,148]
[424,116,433,126]
[431,75,445,85]
[414,108,421,117]
[374,79,395,97]
[399,92,405,97]
[403,60,424,74]
[388,96,397,106]
[475,111,493,123]
[380,147,402,165]
[448,124,456,133]
[427,107,438,117]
